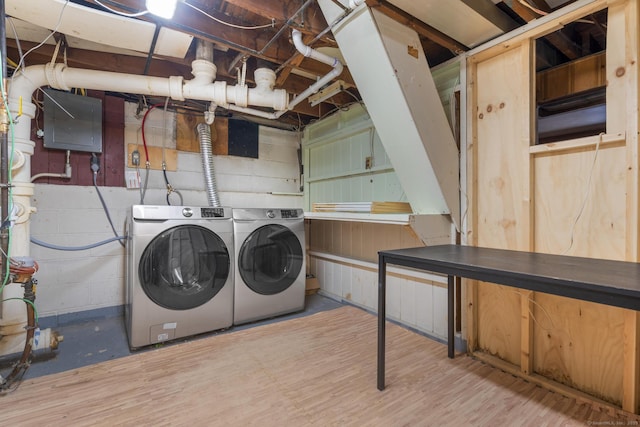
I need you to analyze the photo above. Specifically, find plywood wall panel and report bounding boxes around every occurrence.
[533,294,625,405]
[533,144,626,259]
[466,0,639,412]
[473,44,531,366]
[475,47,530,251]
[476,283,522,365]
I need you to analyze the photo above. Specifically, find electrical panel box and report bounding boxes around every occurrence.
[43,89,103,153]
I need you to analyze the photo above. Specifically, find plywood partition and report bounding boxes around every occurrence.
[471,42,533,367]
[466,0,640,413]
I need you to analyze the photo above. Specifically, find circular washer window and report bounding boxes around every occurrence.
[139,225,230,310]
[238,224,303,295]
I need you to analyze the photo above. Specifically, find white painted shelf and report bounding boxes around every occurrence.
[304,211,412,225]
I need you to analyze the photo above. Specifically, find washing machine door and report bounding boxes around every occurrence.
[238,224,303,295]
[139,225,230,310]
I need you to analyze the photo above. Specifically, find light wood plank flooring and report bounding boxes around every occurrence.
[2,306,639,426]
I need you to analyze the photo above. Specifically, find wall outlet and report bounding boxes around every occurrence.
[365,156,372,169]
[125,171,141,189]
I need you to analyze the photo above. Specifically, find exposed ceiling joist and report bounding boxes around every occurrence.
[364,0,469,54]
[461,0,519,33]
[508,0,581,60]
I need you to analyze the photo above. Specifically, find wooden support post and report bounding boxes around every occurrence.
[520,290,534,375]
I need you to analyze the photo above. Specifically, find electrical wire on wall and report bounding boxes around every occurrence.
[139,100,182,206]
[92,0,149,17]
[90,153,125,247]
[30,153,127,251]
[183,1,275,30]
[11,0,70,77]
[161,98,182,206]
[562,133,603,255]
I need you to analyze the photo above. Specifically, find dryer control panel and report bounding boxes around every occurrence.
[201,207,225,218]
[280,209,300,219]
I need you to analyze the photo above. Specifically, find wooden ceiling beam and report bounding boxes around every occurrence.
[77,0,342,86]
[461,0,519,33]
[509,0,581,60]
[364,0,468,54]
[216,0,330,35]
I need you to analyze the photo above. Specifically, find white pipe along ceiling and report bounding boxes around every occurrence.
[0,32,343,358]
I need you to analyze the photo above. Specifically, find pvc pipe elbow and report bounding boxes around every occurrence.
[292,30,312,58]
[291,30,342,69]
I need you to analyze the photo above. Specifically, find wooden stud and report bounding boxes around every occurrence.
[520,290,534,375]
[621,0,640,413]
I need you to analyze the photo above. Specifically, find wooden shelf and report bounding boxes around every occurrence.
[528,132,625,155]
[304,211,413,225]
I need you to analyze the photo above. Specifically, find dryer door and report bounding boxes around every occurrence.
[238,224,303,295]
[139,225,230,310]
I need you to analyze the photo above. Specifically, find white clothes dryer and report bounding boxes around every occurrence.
[125,205,234,349]
[232,208,305,325]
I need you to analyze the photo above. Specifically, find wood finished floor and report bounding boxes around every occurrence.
[2,305,639,426]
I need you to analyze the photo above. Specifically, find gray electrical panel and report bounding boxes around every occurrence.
[43,89,103,153]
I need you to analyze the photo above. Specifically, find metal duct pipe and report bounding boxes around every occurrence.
[196,122,221,208]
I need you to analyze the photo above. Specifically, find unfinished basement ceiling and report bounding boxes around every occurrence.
[3,0,604,128]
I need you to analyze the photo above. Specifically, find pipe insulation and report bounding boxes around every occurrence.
[197,122,221,208]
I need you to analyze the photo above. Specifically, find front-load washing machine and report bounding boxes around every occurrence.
[125,205,234,349]
[233,208,305,325]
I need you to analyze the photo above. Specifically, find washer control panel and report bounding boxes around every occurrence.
[182,207,193,217]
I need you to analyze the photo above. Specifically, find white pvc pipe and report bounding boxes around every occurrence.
[289,30,344,110]
[229,30,344,119]
[349,0,366,8]
[50,64,185,100]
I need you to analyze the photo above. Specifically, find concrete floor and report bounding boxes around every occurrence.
[3,293,343,380]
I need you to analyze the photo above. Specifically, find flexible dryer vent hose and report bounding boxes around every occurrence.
[197,123,221,208]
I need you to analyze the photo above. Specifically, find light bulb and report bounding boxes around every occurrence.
[146,0,178,19]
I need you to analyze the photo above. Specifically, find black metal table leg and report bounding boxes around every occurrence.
[377,254,387,391]
[448,274,454,359]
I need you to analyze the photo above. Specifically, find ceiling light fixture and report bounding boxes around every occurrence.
[146,0,179,19]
